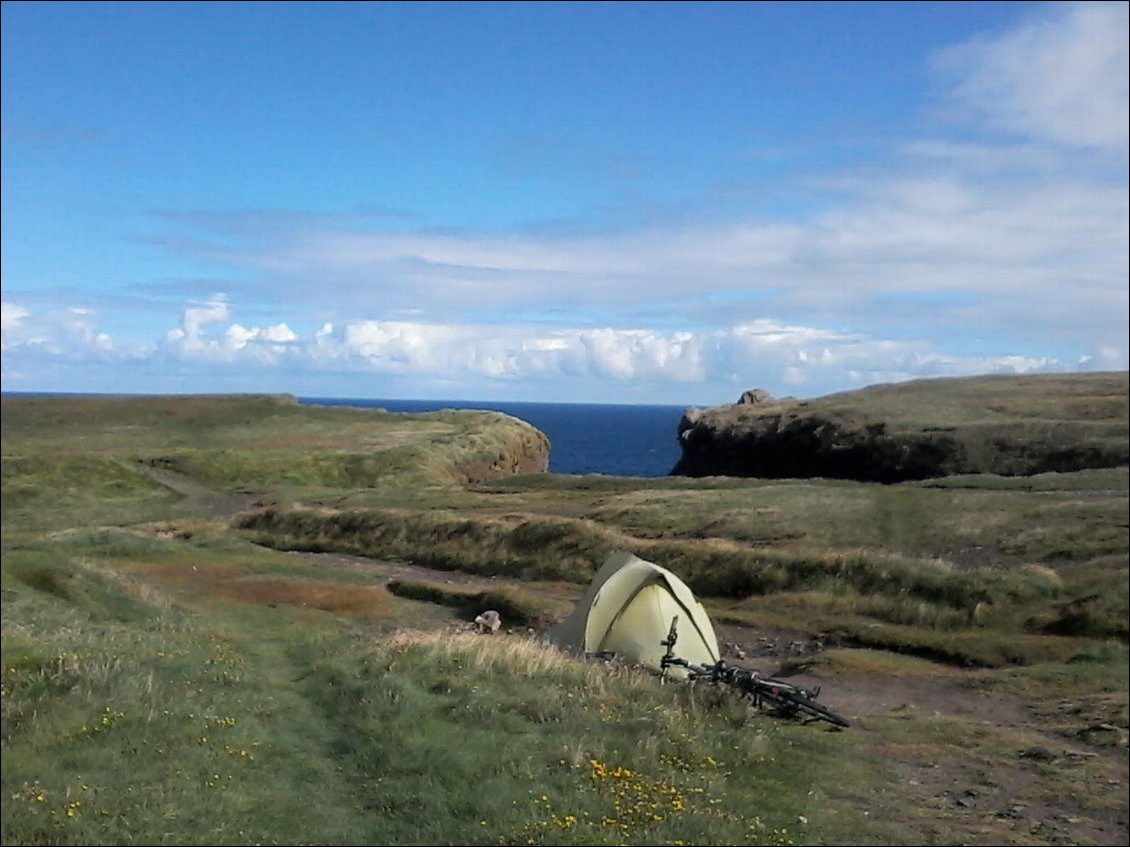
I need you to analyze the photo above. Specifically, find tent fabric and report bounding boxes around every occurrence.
[546,550,721,676]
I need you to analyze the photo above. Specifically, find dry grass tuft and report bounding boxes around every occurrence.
[375,627,594,679]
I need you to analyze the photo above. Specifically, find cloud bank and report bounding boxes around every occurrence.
[2,2,1126,403]
[3,292,1118,403]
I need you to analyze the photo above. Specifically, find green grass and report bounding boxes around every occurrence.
[677,372,1128,480]
[2,387,1127,845]
[817,372,1128,430]
[234,484,1123,667]
[1,539,868,846]
[385,578,570,628]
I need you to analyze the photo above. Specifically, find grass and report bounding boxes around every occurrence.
[235,477,1124,667]
[2,386,1127,845]
[385,578,569,628]
[1,539,868,846]
[676,372,1129,480]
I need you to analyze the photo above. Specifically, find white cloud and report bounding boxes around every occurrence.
[151,160,1125,351]
[225,323,298,349]
[4,3,1126,403]
[1,302,123,359]
[2,295,1123,402]
[933,1,1129,150]
[154,295,299,364]
[1,302,36,350]
[165,295,231,346]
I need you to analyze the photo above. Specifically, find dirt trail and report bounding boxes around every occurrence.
[291,549,1128,846]
[141,464,1127,845]
[135,461,260,516]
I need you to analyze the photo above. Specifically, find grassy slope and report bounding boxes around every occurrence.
[815,372,1129,427]
[677,371,1129,479]
[2,384,1127,846]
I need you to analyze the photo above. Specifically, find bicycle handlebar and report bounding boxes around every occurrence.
[659,615,848,728]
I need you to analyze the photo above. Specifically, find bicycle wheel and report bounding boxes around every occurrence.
[748,689,801,719]
[787,695,850,728]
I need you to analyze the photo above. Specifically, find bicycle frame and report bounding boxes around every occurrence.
[659,615,849,728]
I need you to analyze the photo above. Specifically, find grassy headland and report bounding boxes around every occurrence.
[2,382,1127,846]
[673,371,1129,481]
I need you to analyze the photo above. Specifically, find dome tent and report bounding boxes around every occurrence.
[546,550,721,676]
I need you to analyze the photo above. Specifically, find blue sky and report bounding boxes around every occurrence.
[2,1,1127,405]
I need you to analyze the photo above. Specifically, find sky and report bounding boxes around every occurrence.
[2,1,1127,406]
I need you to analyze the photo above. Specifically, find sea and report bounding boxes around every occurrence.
[2,391,691,478]
[300,397,690,477]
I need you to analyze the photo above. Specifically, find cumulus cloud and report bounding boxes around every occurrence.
[130,5,1124,383]
[165,296,231,348]
[279,312,1098,394]
[1,302,36,350]
[4,3,1126,402]
[3,293,1123,401]
[157,296,301,364]
[2,302,119,358]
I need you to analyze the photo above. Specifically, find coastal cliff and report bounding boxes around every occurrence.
[442,410,550,482]
[672,372,1130,482]
[0,393,551,487]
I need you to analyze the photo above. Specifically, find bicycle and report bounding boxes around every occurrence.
[658,615,850,728]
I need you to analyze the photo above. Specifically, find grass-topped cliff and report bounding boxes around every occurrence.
[2,381,1127,846]
[673,372,1129,481]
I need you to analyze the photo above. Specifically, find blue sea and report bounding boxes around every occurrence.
[2,392,689,478]
[301,398,689,477]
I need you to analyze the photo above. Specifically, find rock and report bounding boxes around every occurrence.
[473,610,502,634]
[737,388,774,406]
[669,373,1128,482]
[677,407,704,439]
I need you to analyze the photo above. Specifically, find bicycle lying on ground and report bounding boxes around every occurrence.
[658,616,850,728]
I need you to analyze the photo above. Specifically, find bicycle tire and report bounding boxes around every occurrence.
[746,688,799,718]
[747,682,850,728]
[783,694,850,728]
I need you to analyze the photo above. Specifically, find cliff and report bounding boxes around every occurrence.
[0,393,551,487]
[672,372,1130,482]
[438,410,551,482]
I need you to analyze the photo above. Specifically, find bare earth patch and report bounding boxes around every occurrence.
[291,550,1128,847]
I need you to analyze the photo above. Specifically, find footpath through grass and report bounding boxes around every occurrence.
[2,390,1127,845]
[2,532,882,846]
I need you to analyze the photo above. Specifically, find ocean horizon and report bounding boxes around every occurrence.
[1,392,691,478]
[299,396,689,477]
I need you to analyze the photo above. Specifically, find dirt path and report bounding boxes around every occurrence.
[288,550,509,588]
[139,460,1126,846]
[145,460,1125,844]
[136,461,261,516]
[291,549,1128,846]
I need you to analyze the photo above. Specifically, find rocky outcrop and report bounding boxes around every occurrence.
[672,373,1129,482]
[674,403,962,482]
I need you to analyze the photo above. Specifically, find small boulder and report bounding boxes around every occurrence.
[473,610,502,634]
[737,388,774,406]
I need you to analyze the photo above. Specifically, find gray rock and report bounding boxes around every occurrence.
[473,610,502,634]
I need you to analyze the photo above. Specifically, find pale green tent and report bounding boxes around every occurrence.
[546,550,721,676]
